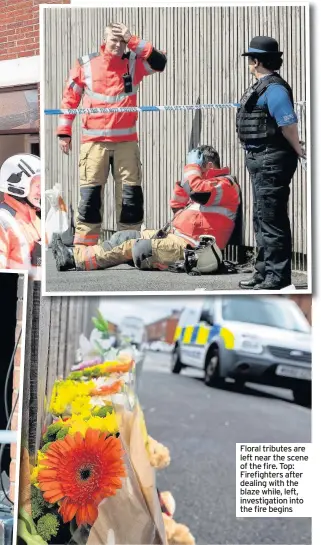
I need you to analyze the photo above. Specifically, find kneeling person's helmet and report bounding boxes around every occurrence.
[184,235,222,275]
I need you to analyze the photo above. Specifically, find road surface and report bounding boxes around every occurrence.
[139,351,311,545]
[45,252,308,293]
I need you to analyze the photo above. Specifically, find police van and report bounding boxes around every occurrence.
[171,296,312,406]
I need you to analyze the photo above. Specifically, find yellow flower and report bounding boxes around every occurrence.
[37,452,47,463]
[71,395,92,417]
[67,412,119,437]
[30,451,49,485]
[68,416,89,437]
[100,413,119,435]
[49,380,95,416]
[30,465,40,485]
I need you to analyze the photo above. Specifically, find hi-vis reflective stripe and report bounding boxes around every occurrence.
[212,185,223,205]
[82,127,137,137]
[84,247,98,271]
[74,233,99,245]
[82,56,93,89]
[69,79,83,96]
[84,87,138,103]
[59,118,73,127]
[174,323,235,349]
[129,51,137,80]
[142,60,155,74]
[188,202,236,220]
[172,229,198,247]
[135,39,148,55]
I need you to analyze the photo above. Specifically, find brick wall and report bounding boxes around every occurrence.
[289,294,312,325]
[0,0,70,61]
[9,275,25,502]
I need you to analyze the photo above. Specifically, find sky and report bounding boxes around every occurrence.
[99,296,205,325]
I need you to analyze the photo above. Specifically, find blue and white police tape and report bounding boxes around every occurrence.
[44,101,306,116]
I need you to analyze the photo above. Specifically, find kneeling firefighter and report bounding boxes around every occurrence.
[52,145,240,274]
[0,154,42,279]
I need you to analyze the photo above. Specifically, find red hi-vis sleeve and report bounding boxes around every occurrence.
[169,181,190,209]
[183,164,232,207]
[56,60,84,137]
[127,35,153,59]
[182,164,211,193]
[0,226,9,269]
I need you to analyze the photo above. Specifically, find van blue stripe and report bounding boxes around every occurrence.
[209,324,221,340]
[191,326,199,343]
[181,327,186,341]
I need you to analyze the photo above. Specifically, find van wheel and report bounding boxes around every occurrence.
[171,347,183,374]
[292,385,311,408]
[204,348,224,387]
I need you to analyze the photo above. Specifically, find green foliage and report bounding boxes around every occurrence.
[31,486,46,520]
[83,366,102,378]
[42,422,64,443]
[56,427,69,440]
[93,405,114,417]
[41,442,53,454]
[68,371,82,380]
[37,514,60,542]
[92,310,109,336]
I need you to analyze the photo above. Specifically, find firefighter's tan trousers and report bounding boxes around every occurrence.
[74,141,143,246]
[73,230,188,271]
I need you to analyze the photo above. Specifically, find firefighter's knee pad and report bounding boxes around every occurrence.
[78,186,102,223]
[132,239,153,270]
[120,185,144,225]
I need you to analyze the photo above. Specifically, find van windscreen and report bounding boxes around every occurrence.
[221,298,310,333]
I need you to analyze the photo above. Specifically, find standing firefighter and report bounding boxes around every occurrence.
[52,145,240,274]
[0,154,41,279]
[236,36,306,290]
[57,22,167,246]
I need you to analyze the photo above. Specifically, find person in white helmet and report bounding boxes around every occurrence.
[0,154,41,279]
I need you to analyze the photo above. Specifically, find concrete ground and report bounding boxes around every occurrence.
[45,252,308,293]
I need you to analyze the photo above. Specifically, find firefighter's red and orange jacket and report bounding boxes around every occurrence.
[170,163,240,250]
[0,194,41,279]
[57,36,167,143]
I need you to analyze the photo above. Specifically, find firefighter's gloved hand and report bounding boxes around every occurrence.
[186,149,204,167]
[31,241,42,267]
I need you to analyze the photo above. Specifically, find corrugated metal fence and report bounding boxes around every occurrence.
[22,282,98,457]
[43,6,307,270]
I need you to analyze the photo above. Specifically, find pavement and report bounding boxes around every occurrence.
[45,252,308,293]
[139,350,311,545]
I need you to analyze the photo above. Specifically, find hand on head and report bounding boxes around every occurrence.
[186,149,204,167]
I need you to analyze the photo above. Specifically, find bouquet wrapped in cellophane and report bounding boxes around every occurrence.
[18,311,167,545]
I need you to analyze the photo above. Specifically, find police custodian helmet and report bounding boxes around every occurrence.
[242,36,283,57]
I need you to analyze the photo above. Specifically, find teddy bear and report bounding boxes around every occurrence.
[147,436,196,545]
[159,490,195,545]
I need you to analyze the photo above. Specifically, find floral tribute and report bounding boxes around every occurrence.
[17,311,166,545]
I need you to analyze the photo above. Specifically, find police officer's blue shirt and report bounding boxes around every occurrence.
[245,76,298,150]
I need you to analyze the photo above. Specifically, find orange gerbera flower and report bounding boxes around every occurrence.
[37,428,126,526]
[90,379,123,396]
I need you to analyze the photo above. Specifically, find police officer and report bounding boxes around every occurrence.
[236,36,305,290]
